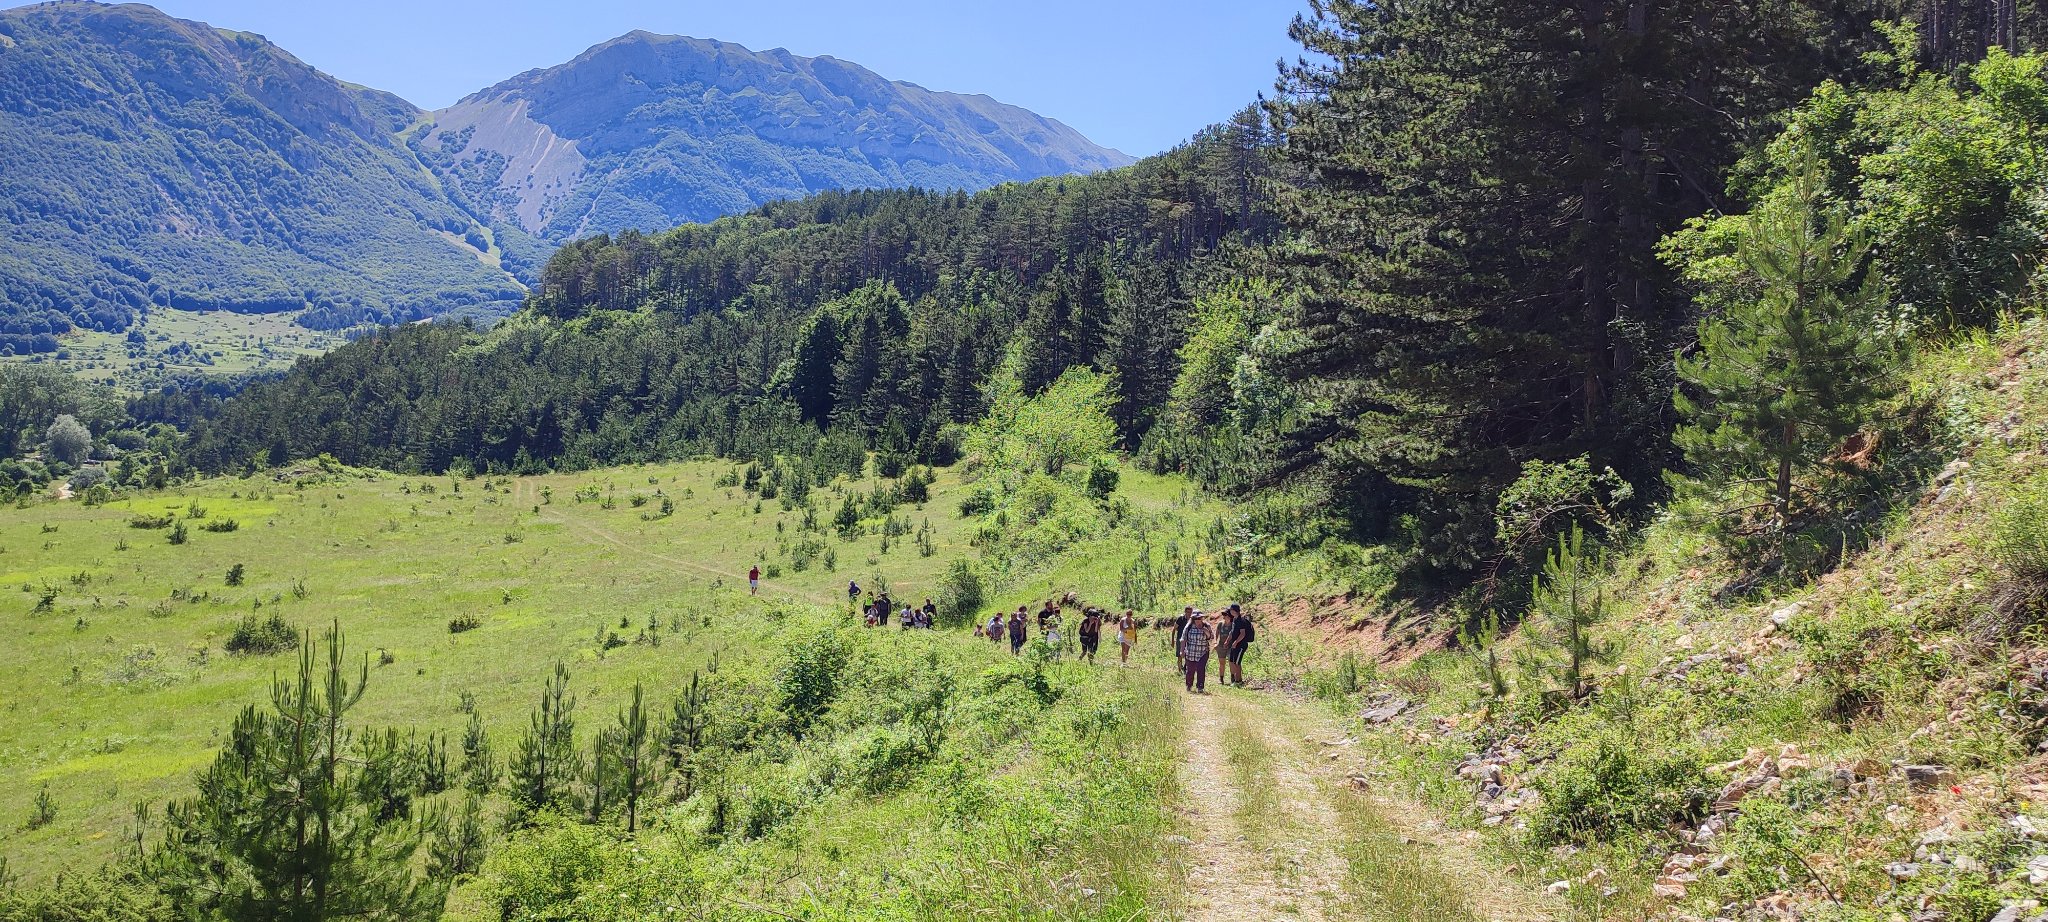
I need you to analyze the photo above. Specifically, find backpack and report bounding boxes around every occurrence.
[1237,614,1256,644]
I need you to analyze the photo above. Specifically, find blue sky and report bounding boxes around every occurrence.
[44,0,1312,157]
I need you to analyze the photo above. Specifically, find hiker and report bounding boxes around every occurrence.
[1172,606,1195,670]
[1226,604,1255,686]
[900,606,915,631]
[1214,605,1238,686]
[1078,608,1102,664]
[921,598,937,624]
[1118,610,1138,666]
[848,580,861,605]
[987,613,1006,645]
[748,564,761,596]
[1038,599,1058,632]
[1180,609,1213,693]
[1007,607,1028,655]
[875,599,890,628]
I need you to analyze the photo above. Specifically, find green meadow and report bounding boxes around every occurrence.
[0,458,1216,882]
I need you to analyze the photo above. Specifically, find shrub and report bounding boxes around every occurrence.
[28,783,55,829]
[224,564,244,587]
[129,514,172,530]
[1530,725,1710,844]
[167,521,188,545]
[224,613,298,655]
[957,488,996,518]
[1990,476,2048,583]
[448,615,482,634]
[1086,458,1120,500]
[200,519,239,533]
[935,559,985,627]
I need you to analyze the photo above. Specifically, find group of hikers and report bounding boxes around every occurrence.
[813,579,1256,692]
[970,597,1255,693]
[844,581,941,629]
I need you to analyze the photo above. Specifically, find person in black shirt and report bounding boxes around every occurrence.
[1224,604,1255,686]
[1077,609,1103,663]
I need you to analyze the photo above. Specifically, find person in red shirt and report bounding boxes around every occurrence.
[748,565,760,596]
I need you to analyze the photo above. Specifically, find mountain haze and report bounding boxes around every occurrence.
[420,31,1134,240]
[0,2,1132,354]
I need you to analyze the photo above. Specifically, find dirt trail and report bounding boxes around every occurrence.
[1178,689,1349,921]
[1173,686,1550,922]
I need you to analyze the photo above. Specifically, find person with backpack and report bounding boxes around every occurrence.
[1226,605,1255,685]
[1118,610,1139,666]
[986,613,1006,645]
[1007,607,1028,655]
[1214,605,1238,686]
[1172,606,1195,670]
[1179,610,1213,692]
[848,581,861,605]
[1077,609,1102,664]
[921,598,937,625]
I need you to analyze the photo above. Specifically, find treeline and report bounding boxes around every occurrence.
[184,112,1284,474]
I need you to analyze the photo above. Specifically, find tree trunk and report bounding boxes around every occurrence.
[1777,419,1797,525]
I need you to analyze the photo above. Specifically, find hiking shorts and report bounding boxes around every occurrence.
[1222,645,1246,666]
[1080,636,1099,655]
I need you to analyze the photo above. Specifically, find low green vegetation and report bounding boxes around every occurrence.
[0,452,1216,899]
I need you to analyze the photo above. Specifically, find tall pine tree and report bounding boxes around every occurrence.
[152,624,445,921]
[1672,153,1895,525]
[1270,0,1856,575]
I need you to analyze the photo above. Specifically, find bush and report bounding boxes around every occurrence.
[200,518,239,533]
[225,613,298,655]
[129,514,173,529]
[935,559,984,628]
[167,521,188,545]
[1530,725,1710,844]
[957,487,996,518]
[1990,477,2048,583]
[449,614,482,634]
[1086,458,1120,500]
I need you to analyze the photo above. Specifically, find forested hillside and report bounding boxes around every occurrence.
[186,110,1281,476]
[0,2,1135,359]
[0,2,529,352]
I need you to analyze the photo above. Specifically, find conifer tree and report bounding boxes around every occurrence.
[665,672,711,798]
[152,623,445,921]
[505,662,582,822]
[1269,0,1855,575]
[426,793,487,882]
[1672,154,1894,526]
[459,711,496,793]
[1517,524,1615,701]
[614,683,656,834]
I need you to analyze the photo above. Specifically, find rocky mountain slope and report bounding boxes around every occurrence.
[418,31,1133,240]
[0,1,526,352]
[0,3,1131,353]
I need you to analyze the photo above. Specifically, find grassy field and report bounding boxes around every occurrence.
[0,457,1215,882]
[0,308,344,387]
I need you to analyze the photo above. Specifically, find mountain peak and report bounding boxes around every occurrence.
[425,31,1132,240]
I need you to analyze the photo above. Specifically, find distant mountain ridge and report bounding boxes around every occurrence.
[423,31,1134,240]
[0,2,1133,354]
[0,1,528,354]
